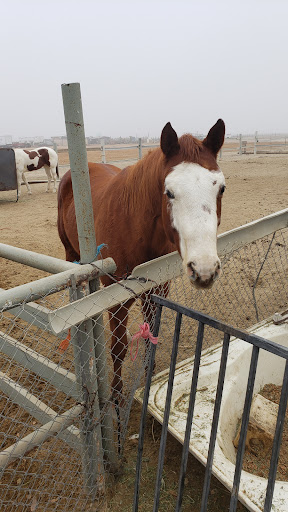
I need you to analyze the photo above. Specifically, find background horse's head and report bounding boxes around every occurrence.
[161,119,226,288]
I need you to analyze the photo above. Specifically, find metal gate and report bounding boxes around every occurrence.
[133,295,288,512]
[0,148,17,193]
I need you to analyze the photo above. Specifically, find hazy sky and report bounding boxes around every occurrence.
[1,0,288,140]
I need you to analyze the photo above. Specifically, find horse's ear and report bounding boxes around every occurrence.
[203,119,225,156]
[160,122,180,159]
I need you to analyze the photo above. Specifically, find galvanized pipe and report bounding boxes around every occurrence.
[0,404,83,471]
[61,82,117,490]
[0,333,78,399]
[89,279,119,473]
[0,243,78,273]
[48,207,288,334]
[0,370,80,453]
[68,280,105,496]
[0,258,116,310]
[61,83,97,265]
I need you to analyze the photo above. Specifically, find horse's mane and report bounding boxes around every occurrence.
[178,134,202,162]
[119,134,203,213]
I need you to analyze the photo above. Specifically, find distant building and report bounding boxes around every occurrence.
[51,136,68,147]
[87,136,100,145]
[18,136,45,146]
[0,135,12,147]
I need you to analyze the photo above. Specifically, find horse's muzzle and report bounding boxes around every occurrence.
[187,260,221,289]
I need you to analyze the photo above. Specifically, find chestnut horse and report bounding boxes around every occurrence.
[57,120,226,397]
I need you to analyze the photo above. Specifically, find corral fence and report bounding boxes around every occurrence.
[133,295,288,512]
[99,137,158,165]
[89,132,288,163]
[220,132,288,157]
[93,132,288,164]
[2,133,288,183]
[61,133,288,166]
[55,133,288,168]
[1,207,288,511]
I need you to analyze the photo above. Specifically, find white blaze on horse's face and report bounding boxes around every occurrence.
[165,162,225,288]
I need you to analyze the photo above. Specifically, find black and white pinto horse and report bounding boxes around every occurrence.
[14,147,59,198]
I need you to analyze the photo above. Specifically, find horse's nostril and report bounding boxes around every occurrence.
[213,261,222,281]
[191,270,198,281]
[187,262,198,281]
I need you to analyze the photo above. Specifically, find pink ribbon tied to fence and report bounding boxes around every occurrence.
[130,322,158,361]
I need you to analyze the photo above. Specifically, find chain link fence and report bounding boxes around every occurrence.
[0,215,288,511]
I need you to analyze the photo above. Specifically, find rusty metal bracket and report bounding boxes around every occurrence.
[273,310,288,325]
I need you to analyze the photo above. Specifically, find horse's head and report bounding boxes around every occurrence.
[161,120,225,289]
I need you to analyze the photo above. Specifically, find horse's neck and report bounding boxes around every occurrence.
[121,150,163,213]
[95,153,174,274]
[118,151,174,256]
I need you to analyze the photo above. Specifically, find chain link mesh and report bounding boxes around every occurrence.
[0,227,288,511]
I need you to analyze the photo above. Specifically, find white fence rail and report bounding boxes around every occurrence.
[100,138,158,164]
[220,133,288,157]
[3,133,288,169]
[92,133,288,164]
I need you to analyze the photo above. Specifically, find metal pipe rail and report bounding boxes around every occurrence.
[0,243,79,273]
[0,331,78,398]
[3,299,68,339]
[48,208,288,334]
[0,402,83,471]
[62,82,115,491]
[0,256,116,310]
[101,144,158,151]
[255,144,288,149]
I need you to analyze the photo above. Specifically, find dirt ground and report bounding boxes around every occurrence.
[0,150,287,511]
[243,384,288,482]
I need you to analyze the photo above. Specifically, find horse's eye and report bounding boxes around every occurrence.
[166,190,175,200]
[220,185,226,195]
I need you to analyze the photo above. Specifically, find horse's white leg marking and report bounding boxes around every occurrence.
[14,149,32,197]
[16,169,22,197]
[50,166,58,193]
[22,172,32,194]
[44,166,57,193]
[44,166,51,192]
[43,148,59,193]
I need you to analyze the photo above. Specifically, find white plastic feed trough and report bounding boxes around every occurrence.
[135,319,288,512]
